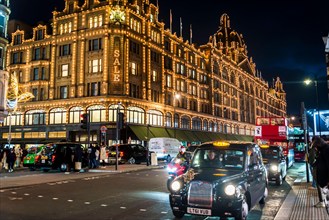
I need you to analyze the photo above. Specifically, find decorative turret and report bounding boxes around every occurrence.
[0,0,10,70]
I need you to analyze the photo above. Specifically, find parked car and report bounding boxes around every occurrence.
[108,144,151,164]
[23,145,45,170]
[260,145,287,186]
[35,142,87,172]
[168,141,268,220]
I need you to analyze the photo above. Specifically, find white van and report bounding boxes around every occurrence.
[149,137,181,161]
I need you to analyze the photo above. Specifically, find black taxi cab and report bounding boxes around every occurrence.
[168,141,268,220]
[260,144,287,186]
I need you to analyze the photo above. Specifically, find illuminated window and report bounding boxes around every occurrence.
[49,108,67,124]
[166,74,172,87]
[33,68,39,80]
[127,106,144,124]
[98,15,103,26]
[108,104,124,122]
[87,105,106,122]
[130,62,137,75]
[3,112,23,126]
[147,110,163,126]
[25,110,46,125]
[69,107,83,124]
[152,70,157,82]
[61,64,69,77]
[88,59,102,73]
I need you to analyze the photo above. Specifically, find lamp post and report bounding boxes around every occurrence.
[173,93,180,138]
[304,79,321,136]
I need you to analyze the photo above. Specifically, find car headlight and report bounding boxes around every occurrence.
[270,165,278,172]
[171,180,182,191]
[224,184,236,196]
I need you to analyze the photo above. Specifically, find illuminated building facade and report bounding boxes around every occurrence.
[0,0,286,147]
[0,0,10,122]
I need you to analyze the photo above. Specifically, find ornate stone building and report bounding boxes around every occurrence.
[1,0,286,147]
[0,0,10,122]
[323,33,329,101]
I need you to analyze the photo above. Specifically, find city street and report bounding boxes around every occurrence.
[0,162,307,220]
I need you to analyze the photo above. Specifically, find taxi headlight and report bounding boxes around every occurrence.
[224,184,236,196]
[171,180,182,192]
[270,165,278,172]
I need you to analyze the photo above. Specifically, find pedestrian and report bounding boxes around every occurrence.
[99,144,107,167]
[307,143,317,188]
[311,136,329,208]
[6,148,16,172]
[63,146,73,172]
[14,146,23,168]
[89,144,97,169]
[74,144,83,172]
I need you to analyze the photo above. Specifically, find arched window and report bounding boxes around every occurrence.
[69,106,83,123]
[147,110,163,126]
[49,108,67,124]
[25,110,46,125]
[192,117,202,130]
[127,106,144,124]
[109,104,124,122]
[174,113,179,128]
[87,105,106,122]
[165,112,172,127]
[203,119,208,131]
[209,121,214,132]
[3,112,23,126]
[213,122,218,132]
[181,116,190,129]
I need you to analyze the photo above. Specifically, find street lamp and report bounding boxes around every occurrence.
[304,79,321,136]
[173,93,180,138]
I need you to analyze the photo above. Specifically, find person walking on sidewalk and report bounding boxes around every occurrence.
[99,144,107,167]
[6,148,16,172]
[311,136,329,208]
[307,143,317,188]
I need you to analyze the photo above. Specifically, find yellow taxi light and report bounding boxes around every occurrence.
[213,141,230,147]
[260,144,270,148]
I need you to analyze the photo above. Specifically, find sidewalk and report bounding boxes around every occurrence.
[0,163,165,190]
[274,176,328,220]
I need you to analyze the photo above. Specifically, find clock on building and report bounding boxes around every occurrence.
[110,6,125,24]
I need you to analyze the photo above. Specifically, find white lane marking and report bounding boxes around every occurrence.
[68,200,73,202]
[101,204,108,207]
[24,193,30,196]
[84,202,91,205]
[38,195,43,198]
[53,198,59,200]
[11,192,17,194]
[140,209,147,212]
[120,207,127,209]
[0,190,4,193]
[161,211,168,214]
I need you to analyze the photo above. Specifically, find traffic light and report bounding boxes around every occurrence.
[80,113,89,129]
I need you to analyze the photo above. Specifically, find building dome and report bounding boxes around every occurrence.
[211,14,247,55]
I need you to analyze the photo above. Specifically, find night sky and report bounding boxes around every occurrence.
[9,0,329,115]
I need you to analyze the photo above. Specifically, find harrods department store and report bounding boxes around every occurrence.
[0,0,286,147]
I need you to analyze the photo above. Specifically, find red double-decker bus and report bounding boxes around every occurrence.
[254,117,294,168]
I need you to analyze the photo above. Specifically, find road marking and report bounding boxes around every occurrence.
[140,209,147,212]
[84,202,90,205]
[38,195,43,198]
[161,211,168,214]
[53,198,59,200]
[11,192,17,194]
[120,207,127,209]
[101,204,107,207]
[68,200,73,202]
[24,193,30,196]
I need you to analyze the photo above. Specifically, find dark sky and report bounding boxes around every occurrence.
[10,0,329,115]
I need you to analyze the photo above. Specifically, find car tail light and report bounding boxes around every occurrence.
[52,155,56,162]
[35,155,40,162]
[119,151,124,157]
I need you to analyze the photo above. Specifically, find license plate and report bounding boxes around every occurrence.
[42,160,45,163]
[187,207,211,216]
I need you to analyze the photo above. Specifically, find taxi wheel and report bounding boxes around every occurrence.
[276,173,283,186]
[236,196,248,220]
[128,157,136,164]
[172,210,185,218]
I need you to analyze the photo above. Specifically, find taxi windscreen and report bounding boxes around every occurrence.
[191,149,244,169]
[260,148,279,159]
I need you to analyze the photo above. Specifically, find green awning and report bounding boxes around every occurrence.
[129,125,253,143]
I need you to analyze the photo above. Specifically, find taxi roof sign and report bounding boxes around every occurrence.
[213,141,230,147]
[260,144,270,148]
